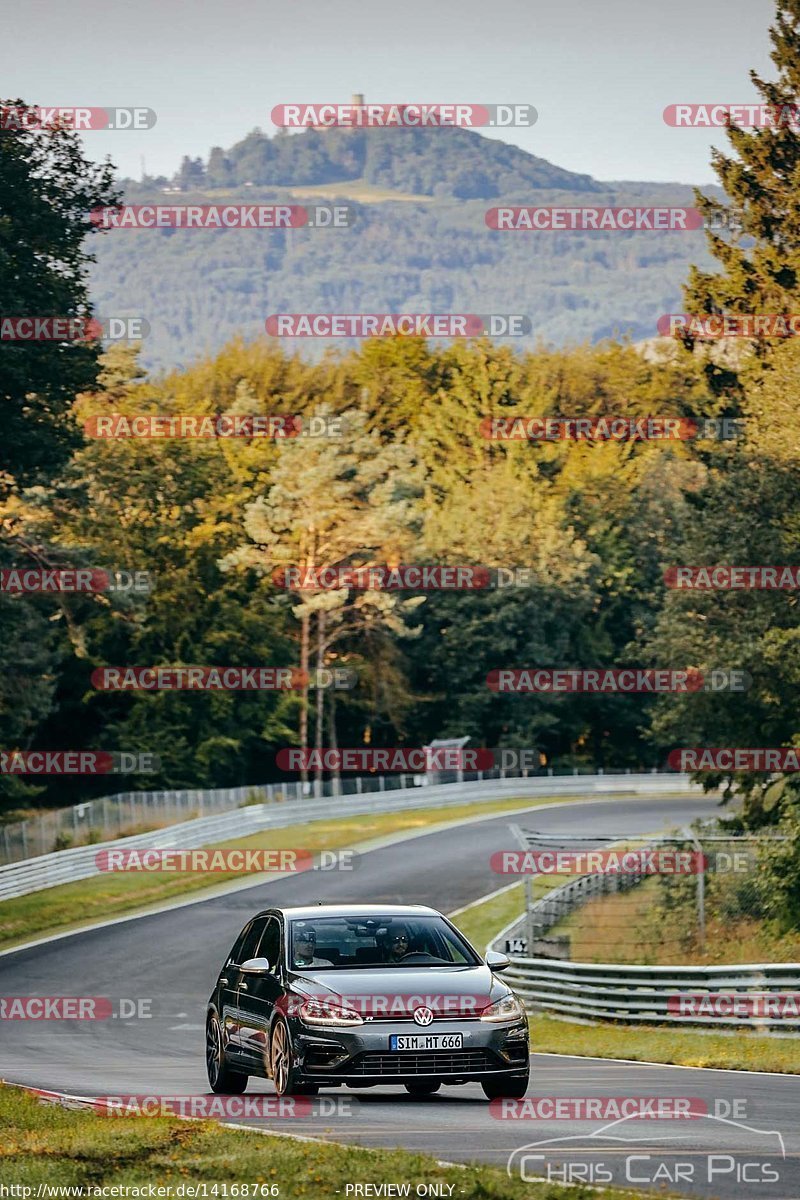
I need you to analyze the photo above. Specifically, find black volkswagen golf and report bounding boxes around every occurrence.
[206,903,529,1099]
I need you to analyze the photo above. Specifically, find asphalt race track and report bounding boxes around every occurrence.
[2,792,799,1199]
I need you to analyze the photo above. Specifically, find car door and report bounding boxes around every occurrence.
[237,915,283,1067]
[217,920,251,1051]
[222,916,269,1055]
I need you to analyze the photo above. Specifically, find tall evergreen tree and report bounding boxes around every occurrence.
[0,99,119,496]
[686,2,800,322]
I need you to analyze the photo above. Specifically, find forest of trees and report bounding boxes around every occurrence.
[3,0,800,921]
[90,176,715,374]
[101,125,721,374]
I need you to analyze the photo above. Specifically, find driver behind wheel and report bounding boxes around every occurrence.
[382,926,411,963]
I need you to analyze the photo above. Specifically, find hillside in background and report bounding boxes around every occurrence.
[93,125,719,373]
[131,124,602,197]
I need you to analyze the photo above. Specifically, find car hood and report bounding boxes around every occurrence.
[285,964,509,1019]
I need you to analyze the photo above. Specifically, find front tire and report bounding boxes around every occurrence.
[481,1072,529,1100]
[206,1013,248,1094]
[404,1080,441,1096]
[270,1018,314,1096]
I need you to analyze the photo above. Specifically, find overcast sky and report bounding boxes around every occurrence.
[2,0,778,185]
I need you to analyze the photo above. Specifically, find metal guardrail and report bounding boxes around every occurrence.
[0,771,696,901]
[497,955,800,1029]
[0,764,681,866]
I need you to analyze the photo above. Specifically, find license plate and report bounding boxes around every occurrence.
[389,1033,463,1051]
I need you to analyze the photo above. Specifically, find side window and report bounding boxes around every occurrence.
[234,917,269,965]
[227,921,254,966]
[259,918,280,969]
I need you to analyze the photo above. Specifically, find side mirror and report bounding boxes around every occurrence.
[486,950,511,972]
[240,956,272,975]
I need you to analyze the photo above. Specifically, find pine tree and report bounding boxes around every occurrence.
[686,2,800,321]
[0,98,119,497]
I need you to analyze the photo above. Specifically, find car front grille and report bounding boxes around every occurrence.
[349,1049,496,1076]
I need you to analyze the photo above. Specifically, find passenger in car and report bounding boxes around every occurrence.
[292,925,334,968]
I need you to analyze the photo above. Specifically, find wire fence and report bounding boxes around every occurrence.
[0,772,700,900]
[491,823,799,1028]
[504,824,793,966]
[0,764,674,866]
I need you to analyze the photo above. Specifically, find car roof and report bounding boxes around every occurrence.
[259,903,442,921]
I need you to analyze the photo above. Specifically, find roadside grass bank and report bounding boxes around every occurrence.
[532,1015,800,1073]
[451,881,527,950]
[0,792,586,953]
[0,1083,643,1200]
[449,883,800,1074]
[451,877,567,951]
[550,876,800,965]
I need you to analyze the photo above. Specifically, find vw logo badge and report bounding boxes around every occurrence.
[413,1006,434,1026]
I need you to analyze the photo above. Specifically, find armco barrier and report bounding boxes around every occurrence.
[495,954,800,1030]
[0,772,696,901]
[0,764,683,866]
[490,870,800,1030]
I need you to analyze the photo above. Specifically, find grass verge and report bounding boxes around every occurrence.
[551,876,800,965]
[532,1015,800,1073]
[451,882,526,951]
[0,793,582,953]
[0,1083,642,1199]
[450,884,800,1074]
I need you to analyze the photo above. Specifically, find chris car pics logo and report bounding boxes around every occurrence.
[507,1111,786,1190]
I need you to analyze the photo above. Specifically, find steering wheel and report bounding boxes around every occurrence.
[396,952,443,963]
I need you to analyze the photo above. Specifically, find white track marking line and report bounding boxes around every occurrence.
[533,1051,800,1079]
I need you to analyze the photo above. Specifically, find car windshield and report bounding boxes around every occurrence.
[288,915,480,969]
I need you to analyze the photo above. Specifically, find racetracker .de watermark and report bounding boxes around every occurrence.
[0,317,149,341]
[665,566,800,589]
[490,1096,746,1119]
[276,991,494,1018]
[0,751,158,775]
[490,848,707,875]
[273,564,548,590]
[271,102,537,128]
[265,314,530,337]
[0,997,151,1019]
[663,103,800,127]
[274,564,492,590]
[1,568,150,593]
[659,313,800,338]
[487,668,749,693]
[0,106,156,131]
[44,1094,357,1118]
[94,848,356,873]
[89,204,352,229]
[275,568,551,592]
[480,415,744,441]
[90,666,357,690]
[83,414,341,439]
[668,748,800,771]
[668,993,800,1018]
[485,207,704,231]
[276,747,494,772]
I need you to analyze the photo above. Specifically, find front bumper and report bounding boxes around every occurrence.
[291,1017,529,1083]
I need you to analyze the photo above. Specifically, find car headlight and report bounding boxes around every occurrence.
[480,993,526,1023]
[299,998,364,1027]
